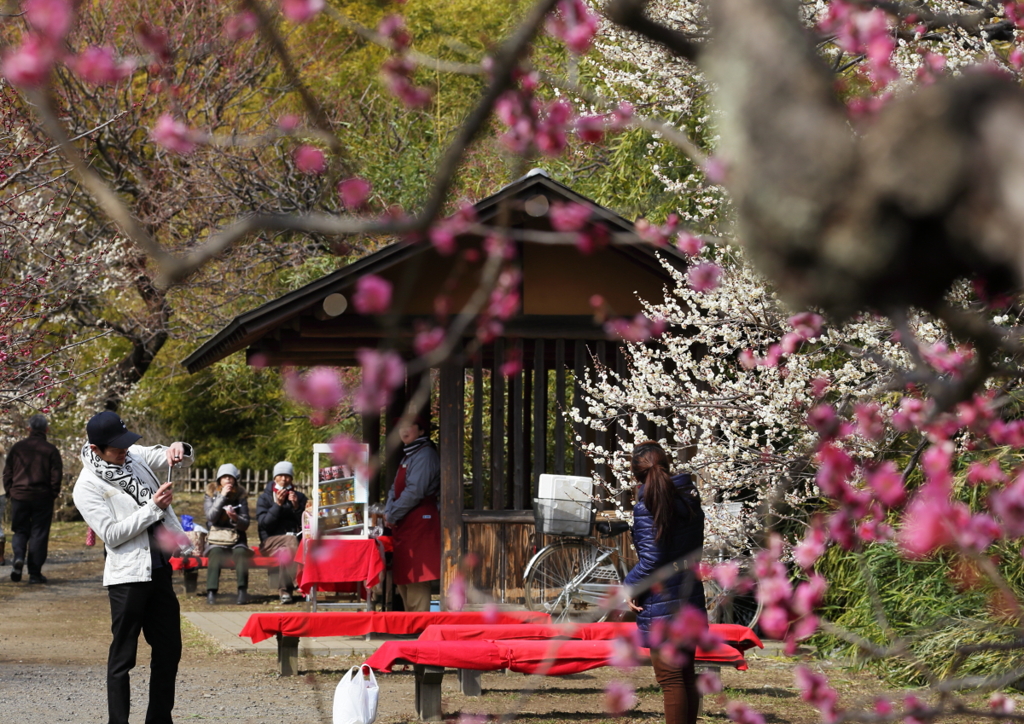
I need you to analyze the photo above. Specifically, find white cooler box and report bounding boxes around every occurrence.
[534,474,595,536]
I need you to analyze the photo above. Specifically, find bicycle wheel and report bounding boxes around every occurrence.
[524,540,622,623]
[704,579,762,629]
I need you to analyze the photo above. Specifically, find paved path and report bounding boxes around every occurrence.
[183,611,385,657]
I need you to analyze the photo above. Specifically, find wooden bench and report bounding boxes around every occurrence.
[237,610,553,675]
[170,549,283,594]
[364,628,759,721]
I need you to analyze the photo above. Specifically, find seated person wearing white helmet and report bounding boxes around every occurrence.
[203,463,253,605]
[255,461,307,604]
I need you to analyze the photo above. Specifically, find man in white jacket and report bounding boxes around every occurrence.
[73,411,193,724]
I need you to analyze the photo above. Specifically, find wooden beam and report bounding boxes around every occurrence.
[438,361,465,610]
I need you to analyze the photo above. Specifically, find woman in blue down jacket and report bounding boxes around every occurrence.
[623,441,705,724]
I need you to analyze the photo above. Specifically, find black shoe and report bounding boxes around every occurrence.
[236,589,250,605]
[10,559,24,582]
[207,590,217,605]
[279,592,294,605]
[28,574,47,584]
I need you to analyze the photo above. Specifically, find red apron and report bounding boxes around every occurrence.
[390,462,441,586]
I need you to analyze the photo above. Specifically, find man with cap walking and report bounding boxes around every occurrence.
[256,461,307,604]
[72,410,193,724]
[3,414,63,583]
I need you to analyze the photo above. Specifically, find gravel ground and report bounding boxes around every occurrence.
[0,521,998,724]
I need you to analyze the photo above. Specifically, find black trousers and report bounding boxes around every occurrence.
[10,497,53,576]
[106,566,182,724]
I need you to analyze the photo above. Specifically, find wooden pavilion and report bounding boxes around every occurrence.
[183,170,691,604]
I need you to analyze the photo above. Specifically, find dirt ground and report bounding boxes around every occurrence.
[0,517,1003,723]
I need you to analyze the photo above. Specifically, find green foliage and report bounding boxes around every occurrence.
[125,353,359,472]
[814,540,1024,687]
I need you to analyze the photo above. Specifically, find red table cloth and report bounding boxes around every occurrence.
[170,554,279,570]
[295,538,387,594]
[364,638,749,675]
[238,610,552,644]
[416,622,763,653]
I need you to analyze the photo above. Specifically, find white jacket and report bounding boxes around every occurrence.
[73,443,193,586]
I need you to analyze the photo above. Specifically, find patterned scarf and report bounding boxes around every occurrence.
[402,435,433,459]
[80,443,158,505]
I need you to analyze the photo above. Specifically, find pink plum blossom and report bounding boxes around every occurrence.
[25,0,73,41]
[603,680,636,716]
[330,434,363,470]
[793,525,827,570]
[676,231,704,256]
[294,145,326,174]
[281,0,325,24]
[549,201,591,232]
[225,11,259,40]
[686,262,721,293]
[794,666,839,722]
[381,57,433,108]
[413,327,445,357]
[70,46,135,85]
[854,402,885,440]
[353,349,405,413]
[711,561,740,590]
[991,474,1024,538]
[339,177,372,210]
[1,35,56,87]
[353,275,392,315]
[788,311,824,340]
[575,114,606,143]
[150,114,201,154]
[446,574,467,611]
[377,15,411,50]
[605,314,666,343]
[609,635,640,670]
[696,670,723,695]
[546,0,600,54]
[725,701,766,724]
[865,461,906,508]
[967,460,1006,486]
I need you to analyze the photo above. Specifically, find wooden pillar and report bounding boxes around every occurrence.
[471,355,484,510]
[554,339,566,475]
[362,411,381,503]
[439,360,465,608]
[491,340,505,510]
[533,339,547,492]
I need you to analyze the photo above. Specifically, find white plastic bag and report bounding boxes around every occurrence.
[333,665,379,724]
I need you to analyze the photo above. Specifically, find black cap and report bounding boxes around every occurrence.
[87,411,142,449]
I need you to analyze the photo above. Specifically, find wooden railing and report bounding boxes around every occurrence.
[170,468,312,494]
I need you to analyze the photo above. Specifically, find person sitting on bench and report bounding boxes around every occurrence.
[203,463,253,605]
[256,461,307,604]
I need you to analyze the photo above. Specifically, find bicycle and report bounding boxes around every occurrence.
[522,509,630,623]
[702,553,763,629]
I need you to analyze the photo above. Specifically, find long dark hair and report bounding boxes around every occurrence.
[631,441,694,542]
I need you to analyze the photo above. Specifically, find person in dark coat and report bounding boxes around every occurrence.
[203,463,252,605]
[2,414,63,583]
[255,461,308,604]
[384,415,441,612]
[622,441,705,724]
